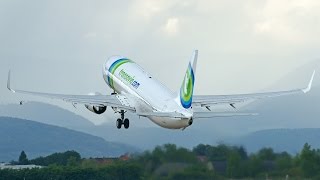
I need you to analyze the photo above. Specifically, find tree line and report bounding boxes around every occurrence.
[1,143,320,179]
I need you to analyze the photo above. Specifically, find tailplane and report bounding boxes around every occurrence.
[176,50,198,109]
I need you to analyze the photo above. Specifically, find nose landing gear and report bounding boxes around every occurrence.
[115,110,130,129]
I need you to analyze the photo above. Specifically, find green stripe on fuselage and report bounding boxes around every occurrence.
[108,59,131,89]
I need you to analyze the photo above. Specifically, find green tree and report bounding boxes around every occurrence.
[207,144,230,161]
[67,156,78,166]
[18,150,29,165]
[247,154,263,177]
[299,143,320,178]
[227,151,241,178]
[257,147,276,161]
[235,146,248,160]
[30,150,81,166]
[275,152,292,172]
[193,144,208,156]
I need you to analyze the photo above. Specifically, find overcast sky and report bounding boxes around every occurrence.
[1,0,319,124]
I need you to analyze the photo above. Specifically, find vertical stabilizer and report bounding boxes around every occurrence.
[177,50,198,109]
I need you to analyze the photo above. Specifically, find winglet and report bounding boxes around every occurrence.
[302,70,315,93]
[7,70,15,93]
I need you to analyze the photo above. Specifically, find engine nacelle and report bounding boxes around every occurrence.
[85,105,107,114]
[85,92,106,114]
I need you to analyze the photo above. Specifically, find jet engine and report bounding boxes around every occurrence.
[84,92,107,114]
[85,105,106,114]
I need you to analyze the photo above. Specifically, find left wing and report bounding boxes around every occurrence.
[193,71,315,108]
[7,71,135,111]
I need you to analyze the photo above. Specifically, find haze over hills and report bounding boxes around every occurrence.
[271,59,320,90]
[2,97,320,152]
[1,115,320,163]
[227,59,320,133]
[0,98,319,155]
[0,117,138,162]
[0,102,229,149]
[0,102,96,131]
[228,128,320,154]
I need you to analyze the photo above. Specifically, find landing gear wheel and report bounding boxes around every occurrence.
[116,118,122,129]
[124,118,129,129]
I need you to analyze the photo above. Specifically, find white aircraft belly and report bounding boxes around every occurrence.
[148,116,190,129]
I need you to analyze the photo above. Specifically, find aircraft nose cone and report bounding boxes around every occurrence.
[105,56,126,71]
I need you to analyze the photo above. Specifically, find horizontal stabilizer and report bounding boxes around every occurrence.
[138,111,257,119]
[138,112,186,118]
[193,112,258,119]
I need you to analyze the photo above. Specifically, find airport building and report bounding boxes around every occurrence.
[0,163,43,170]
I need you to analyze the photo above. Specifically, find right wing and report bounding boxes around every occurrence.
[193,71,315,108]
[7,71,135,112]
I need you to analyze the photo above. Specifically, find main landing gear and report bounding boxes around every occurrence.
[116,110,130,129]
[111,92,130,129]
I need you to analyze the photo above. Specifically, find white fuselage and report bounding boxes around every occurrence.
[102,56,192,129]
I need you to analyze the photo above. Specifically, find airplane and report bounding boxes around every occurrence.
[7,50,315,130]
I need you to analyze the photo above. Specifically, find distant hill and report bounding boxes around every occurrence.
[229,128,320,154]
[87,124,225,150]
[2,97,319,152]
[234,85,320,132]
[0,102,227,150]
[0,102,96,131]
[0,117,138,162]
